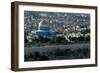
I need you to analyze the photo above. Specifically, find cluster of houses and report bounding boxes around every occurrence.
[25,20,90,44]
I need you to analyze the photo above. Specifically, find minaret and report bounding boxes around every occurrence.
[38,20,43,31]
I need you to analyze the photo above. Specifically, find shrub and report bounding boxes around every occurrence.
[64,49,72,56]
[54,49,64,56]
[29,53,34,58]
[34,51,41,58]
[39,55,50,60]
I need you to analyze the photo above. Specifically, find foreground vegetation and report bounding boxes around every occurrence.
[24,43,90,61]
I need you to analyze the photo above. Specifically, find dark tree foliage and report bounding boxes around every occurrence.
[39,55,50,61]
[33,51,40,58]
[54,49,64,56]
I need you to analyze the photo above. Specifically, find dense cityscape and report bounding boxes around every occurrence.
[24,11,90,61]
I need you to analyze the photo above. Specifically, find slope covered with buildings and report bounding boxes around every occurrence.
[24,11,90,46]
